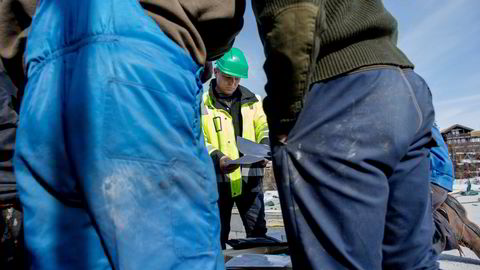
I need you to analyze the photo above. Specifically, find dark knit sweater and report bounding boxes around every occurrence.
[253,0,413,134]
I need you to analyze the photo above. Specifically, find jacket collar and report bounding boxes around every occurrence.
[207,79,258,109]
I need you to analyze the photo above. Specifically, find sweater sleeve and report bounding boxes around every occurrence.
[252,0,324,136]
[0,0,36,89]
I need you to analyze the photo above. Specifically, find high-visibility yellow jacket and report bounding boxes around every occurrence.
[202,84,269,197]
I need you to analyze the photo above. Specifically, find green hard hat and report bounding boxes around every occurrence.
[216,48,248,78]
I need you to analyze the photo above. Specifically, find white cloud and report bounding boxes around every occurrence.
[397,0,479,79]
[435,94,480,107]
[434,94,480,130]
[390,0,480,130]
[399,0,466,48]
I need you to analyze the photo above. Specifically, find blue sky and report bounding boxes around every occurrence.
[222,1,480,131]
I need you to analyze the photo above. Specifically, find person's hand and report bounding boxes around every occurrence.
[276,134,288,144]
[257,159,272,168]
[219,156,240,174]
[265,160,272,168]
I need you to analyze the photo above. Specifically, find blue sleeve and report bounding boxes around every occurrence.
[429,123,454,191]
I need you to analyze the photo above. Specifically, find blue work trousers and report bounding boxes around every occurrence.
[272,67,438,270]
[14,0,222,269]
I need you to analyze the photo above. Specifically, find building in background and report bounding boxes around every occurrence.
[442,124,480,180]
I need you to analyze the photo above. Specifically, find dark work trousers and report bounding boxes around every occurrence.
[271,67,438,270]
[0,201,24,270]
[217,176,267,249]
[0,70,17,202]
[0,68,24,270]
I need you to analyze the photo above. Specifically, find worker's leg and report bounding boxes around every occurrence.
[431,184,448,211]
[271,67,438,270]
[440,194,480,258]
[15,0,222,269]
[0,69,17,202]
[431,183,458,254]
[14,52,112,269]
[0,201,24,270]
[0,53,24,270]
[217,181,235,249]
[236,176,267,238]
[382,70,437,268]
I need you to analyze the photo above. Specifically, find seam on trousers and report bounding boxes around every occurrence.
[284,146,301,243]
[27,35,119,76]
[398,68,423,133]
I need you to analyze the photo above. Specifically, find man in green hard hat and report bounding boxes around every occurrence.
[201,47,270,249]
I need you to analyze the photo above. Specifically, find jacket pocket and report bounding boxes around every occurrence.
[103,78,181,163]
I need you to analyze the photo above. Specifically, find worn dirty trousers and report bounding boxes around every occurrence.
[272,67,438,270]
[217,176,267,249]
[14,0,223,269]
